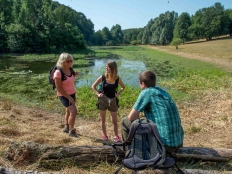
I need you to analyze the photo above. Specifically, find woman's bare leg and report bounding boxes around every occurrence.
[67,105,77,129]
[110,111,118,137]
[100,110,107,136]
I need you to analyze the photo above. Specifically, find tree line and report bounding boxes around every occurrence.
[0,0,93,53]
[126,2,232,46]
[0,1,231,53]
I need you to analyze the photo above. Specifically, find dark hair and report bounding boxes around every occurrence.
[138,70,156,87]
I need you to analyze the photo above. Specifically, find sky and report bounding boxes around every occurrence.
[55,0,232,31]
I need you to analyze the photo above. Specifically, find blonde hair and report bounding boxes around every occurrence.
[105,60,118,80]
[56,52,73,68]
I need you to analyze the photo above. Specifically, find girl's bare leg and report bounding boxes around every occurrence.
[100,110,107,136]
[110,111,118,137]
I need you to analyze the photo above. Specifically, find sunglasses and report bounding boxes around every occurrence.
[66,60,73,63]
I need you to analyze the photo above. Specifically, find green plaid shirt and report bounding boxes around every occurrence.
[133,86,184,147]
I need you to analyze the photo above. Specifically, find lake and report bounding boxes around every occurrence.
[1,57,146,87]
[76,58,146,87]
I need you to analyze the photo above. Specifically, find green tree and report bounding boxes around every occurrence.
[122,32,132,44]
[137,30,144,42]
[150,11,177,45]
[142,19,154,44]
[170,38,182,49]
[110,24,124,44]
[173,12,191,43]
[225,9,232,36]
[93,30,104,45]
[6,24,30,52]
[101,27,112,45]
[200,3,228,40]
[72,12,94,45]
[0,0,13,52]
[187,10,204,40]
[10,0,55,52]
[122,28,143,44]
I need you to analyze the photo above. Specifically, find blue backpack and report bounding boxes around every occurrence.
[112,118,184,174]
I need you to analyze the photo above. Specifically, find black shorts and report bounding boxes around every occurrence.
[59,93,76,107]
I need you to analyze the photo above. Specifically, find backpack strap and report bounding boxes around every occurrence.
[148,122,166,166]
[115,76,119,90]
[59,67,75,81]
[148,123,164,148]
[124,121,140,142]
[149,121,185,172]
[101,74,119,93]
[58,68,66,81]
[102,74,106,92]
[70,67,75,76]
[112,121,140,160]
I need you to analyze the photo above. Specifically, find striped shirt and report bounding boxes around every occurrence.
[133,86,184,147]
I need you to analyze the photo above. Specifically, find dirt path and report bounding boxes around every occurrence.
[146,45,232,73]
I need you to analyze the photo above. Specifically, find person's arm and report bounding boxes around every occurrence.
[91,76,103,97]
[116,78,125,97]
[74,71,78,77]
[128,108,140,121]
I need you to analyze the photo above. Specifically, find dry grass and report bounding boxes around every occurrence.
[146,35,232,73]
[0,87,232,173]
[2,89,229,149]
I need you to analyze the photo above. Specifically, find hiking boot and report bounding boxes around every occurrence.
[63,124,69,133]
[69,128,78,138]
[103,135,108,141]
[114,136,122,142]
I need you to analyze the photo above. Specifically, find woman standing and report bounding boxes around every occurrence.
[53,53,78,137]
[92,60,125,142]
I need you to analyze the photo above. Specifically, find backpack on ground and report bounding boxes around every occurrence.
[49,66,75,90]
[112,118,185,174]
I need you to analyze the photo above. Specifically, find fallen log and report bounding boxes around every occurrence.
[4,141,232,170]
[175,147,232,162]
[40,146,232,164]
[0,167,229,174]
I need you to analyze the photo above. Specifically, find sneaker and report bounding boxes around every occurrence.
[103,135,108,141]
[114,136,121,142]
[69,128,78,138]
[63,124,69,133]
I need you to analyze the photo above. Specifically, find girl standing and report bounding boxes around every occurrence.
[92,60,125,142]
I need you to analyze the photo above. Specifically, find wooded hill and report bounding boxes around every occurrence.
[0,1,231,53]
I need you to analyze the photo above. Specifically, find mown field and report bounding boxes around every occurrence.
[0,36,232,173]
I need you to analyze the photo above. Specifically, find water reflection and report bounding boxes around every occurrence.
[0,58,55,74]
[76,59,146,87]
[1,57,146,87]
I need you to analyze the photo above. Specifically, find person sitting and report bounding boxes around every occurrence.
[121,70,184,153]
